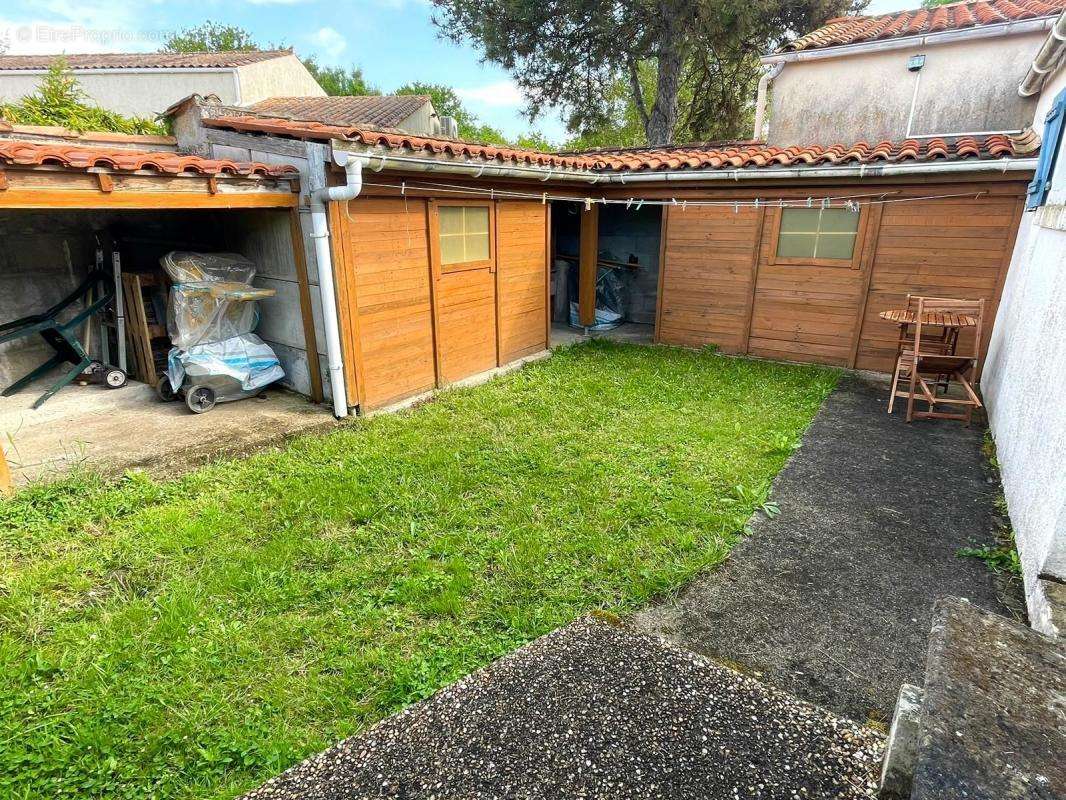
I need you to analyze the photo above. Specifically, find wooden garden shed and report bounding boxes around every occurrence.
[585,133,1038,373]
[197,113,594,413]
[194,112,1039,416]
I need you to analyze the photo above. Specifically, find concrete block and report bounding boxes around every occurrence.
[879,683,924,799]
[910,597,1066,800]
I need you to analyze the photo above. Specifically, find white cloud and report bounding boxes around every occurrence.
[246,0,308,4]
[0,0,161,55]
[0,20,158,55]
[308,26,347,60]
[456,81,524,108]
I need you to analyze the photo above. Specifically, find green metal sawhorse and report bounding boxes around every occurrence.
[0,270,116,408]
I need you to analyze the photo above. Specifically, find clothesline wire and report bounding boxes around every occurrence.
[356,179,985,210]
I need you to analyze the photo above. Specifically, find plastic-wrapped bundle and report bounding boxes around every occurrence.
[166,333,285,393]
[568,267,626,331]
[162,251,275,348]
[167,282,273,349]
[160,251,284,406]
[162,251,257,285]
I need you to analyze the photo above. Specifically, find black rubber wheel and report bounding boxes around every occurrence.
[103,368,127,389]
[185,385,216,414]
[156,376,177,402]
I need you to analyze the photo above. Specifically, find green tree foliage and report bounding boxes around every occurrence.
[432,0,867,146]
[395,82,553,149]
[161,21,263,53]
[304,59,381,96]
[921,0,954,7]
[0,60,166,135]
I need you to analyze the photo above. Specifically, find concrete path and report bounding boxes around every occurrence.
[243,618,883,800]
[632,375,1020,725]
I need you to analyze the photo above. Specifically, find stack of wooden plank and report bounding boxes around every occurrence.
[121,273,169,385]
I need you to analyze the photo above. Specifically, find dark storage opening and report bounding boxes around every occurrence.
[550,202,661,337]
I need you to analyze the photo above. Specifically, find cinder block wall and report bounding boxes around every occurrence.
[0,212,93,388]
[597,206,661,325]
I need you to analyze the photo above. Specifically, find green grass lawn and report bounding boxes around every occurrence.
[0,342,837,800]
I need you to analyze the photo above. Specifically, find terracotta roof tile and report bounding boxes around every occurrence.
[784,0,1066,51]
[246,96,431,130]
[0,50,294,70]
[588,133,1034,171]
[201,116,1034,175]
[0,140,298,177]
[203,115,594,170]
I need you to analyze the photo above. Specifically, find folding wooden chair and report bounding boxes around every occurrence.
[889,296,985,424]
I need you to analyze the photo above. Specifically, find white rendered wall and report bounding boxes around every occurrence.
[235,55,325,105]
[768,32,1045,145]
[983,67,1066,635]
[0,70,237,119]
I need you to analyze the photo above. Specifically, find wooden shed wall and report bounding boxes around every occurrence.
[331,192,550,412]
[655,181,1025,373]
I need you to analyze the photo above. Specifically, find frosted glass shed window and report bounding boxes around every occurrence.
[776,208,860,261]
[439,206,490,265]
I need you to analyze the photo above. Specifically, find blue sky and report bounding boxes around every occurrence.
[1,0,916,143]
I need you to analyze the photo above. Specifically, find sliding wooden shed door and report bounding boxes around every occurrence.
[429,200,499,384]
[495,201,549,363]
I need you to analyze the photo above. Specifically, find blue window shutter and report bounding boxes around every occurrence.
[1027,88,1066,211]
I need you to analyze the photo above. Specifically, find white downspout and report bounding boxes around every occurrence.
[753,63,784,140]
[310,150,364,418]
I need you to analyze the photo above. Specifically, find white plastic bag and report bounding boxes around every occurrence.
[167,333,284,393]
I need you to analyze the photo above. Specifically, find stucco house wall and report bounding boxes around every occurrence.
[768,31,1045,145]
[982,66,1066,636]
[0,69,238,119]
[234,54,326,106]
[0,55,323,120]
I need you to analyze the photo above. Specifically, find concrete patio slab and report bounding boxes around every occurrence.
[551,321,654,347]
[1,378,334,484]
[631,374,1022,724]
[242,617,883,800]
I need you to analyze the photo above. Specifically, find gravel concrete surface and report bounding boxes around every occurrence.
[241,617,883,800]
[631,375,1020,724]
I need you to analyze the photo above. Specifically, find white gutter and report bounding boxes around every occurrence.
[310,149,364,418]
[327,137,1035,186]
[600,158,1039,183]
[907,129,1026,138]
[1019,10,1066,96]
[763,16,1058,65]
[753,63,785,140]
[332,142,600,183]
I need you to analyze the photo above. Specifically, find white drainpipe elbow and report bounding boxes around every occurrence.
[310,152,364,418]
[753,63,784,140]
[1019,10,1066,97]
